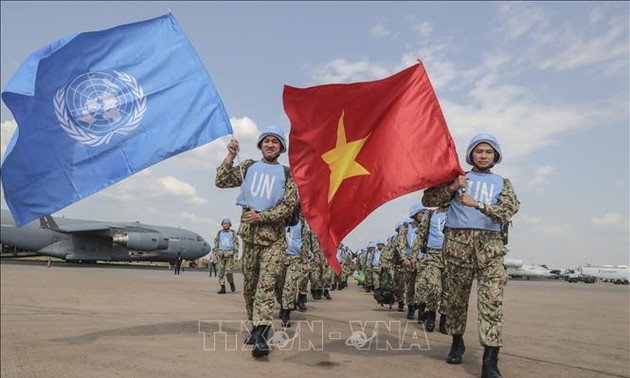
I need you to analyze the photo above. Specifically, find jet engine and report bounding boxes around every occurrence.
[113,232,169,251]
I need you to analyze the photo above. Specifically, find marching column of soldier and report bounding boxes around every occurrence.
[214,130,518,377]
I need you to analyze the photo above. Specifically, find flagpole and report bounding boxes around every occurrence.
[232,137,251,210]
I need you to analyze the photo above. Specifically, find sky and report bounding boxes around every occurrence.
[1,1,628,269]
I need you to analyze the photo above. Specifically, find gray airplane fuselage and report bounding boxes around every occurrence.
[0,210,210,263]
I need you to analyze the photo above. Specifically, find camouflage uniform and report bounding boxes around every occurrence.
[322,259,335,290]
[423,179,519,346]
[275,217,310,310]
[417,247,447,314]
[396,222,421,306]
[301,226,323,296]
[309,248,324,294]
[363,247,375,290]
[379,235,398,291]
[340,249,354,285]
[215,158,299,327]
[411,211,432,306]
[214,229,240,286]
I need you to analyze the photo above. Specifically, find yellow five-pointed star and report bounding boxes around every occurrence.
[321,111,371,203]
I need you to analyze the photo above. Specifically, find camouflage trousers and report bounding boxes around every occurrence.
[298,262,310,295]
[394,266,405,302]
[364,267,374,288]
[242,240,285,327]
[372,266,382,288]
[442,228,508,347]
[309,263,323,291]
[216,250,235,285]
[413,260,427,305]
[322,263,334,289]
[403,265,418,305]
[275,255,305,309]
[341,263,354,283]
[416,248,447,313]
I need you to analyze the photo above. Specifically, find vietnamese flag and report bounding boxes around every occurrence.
[283,63,464,273]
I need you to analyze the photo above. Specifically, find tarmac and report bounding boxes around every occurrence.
[1,261,628,378]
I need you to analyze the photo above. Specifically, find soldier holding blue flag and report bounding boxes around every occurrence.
[215,127,299,359]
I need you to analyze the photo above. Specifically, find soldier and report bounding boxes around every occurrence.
[309,243,324,300]
[411,206,433,322]
[397,205,428,319]
[390,220,407,312]
[275,212,309,328]
[416,206,448,333]
[372,240,385,289]
[340,245,355,289]
[296,226,321,311]
[363,241,376,292]
[174,251,183,275]
[215,127,299,359]
[422,133,519,378]
[214,218,239,294]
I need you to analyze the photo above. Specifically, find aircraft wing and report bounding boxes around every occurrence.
[42,214,159,235]
[53,222,158,234]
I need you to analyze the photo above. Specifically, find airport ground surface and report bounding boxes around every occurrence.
[1,261,628,378]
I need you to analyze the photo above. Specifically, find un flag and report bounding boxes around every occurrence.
[1,14,232,226]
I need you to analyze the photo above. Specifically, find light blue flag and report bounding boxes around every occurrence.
[1,14,232,226]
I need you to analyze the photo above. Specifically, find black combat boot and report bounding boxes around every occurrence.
[251,325,271,358]
[397,301,405,312]
[423,311,436,332]
[217,285,226,294]
[323,289,332,300]
[417,303,426,322]
[297,294,307,311]
[406,304,416,320]
[282,309,291,328]
[446,334,466,364]
[481,346,503,378]
[313,289,323,300]
[244,325,261,345]
[229,282,236,292]
[439,313,447,334]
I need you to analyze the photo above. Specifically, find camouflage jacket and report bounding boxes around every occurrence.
[305,226,325,264]
[215,158,299,246]
[379,234,398,266]
[411,211,432,258]
[422,177,520,225]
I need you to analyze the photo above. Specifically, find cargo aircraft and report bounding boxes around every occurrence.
[1,209,210,264]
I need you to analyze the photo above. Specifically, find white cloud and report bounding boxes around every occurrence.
[538,15,629,72]
[529,165,555,190]
[534,223,572,236]
[441,83,627,161]
[516,214,542,225]
[588,7,605,24]
[158,176,197,197]
[591,213,629,229]
[412,21,433,38]
[371,23,395,38]
[1,119,17,159]
[309,59,391,84]
[497,2,550,39]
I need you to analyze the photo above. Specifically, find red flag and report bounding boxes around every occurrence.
[283,63,464,273]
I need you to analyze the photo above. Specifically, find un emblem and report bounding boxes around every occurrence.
[54,71,147,146]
